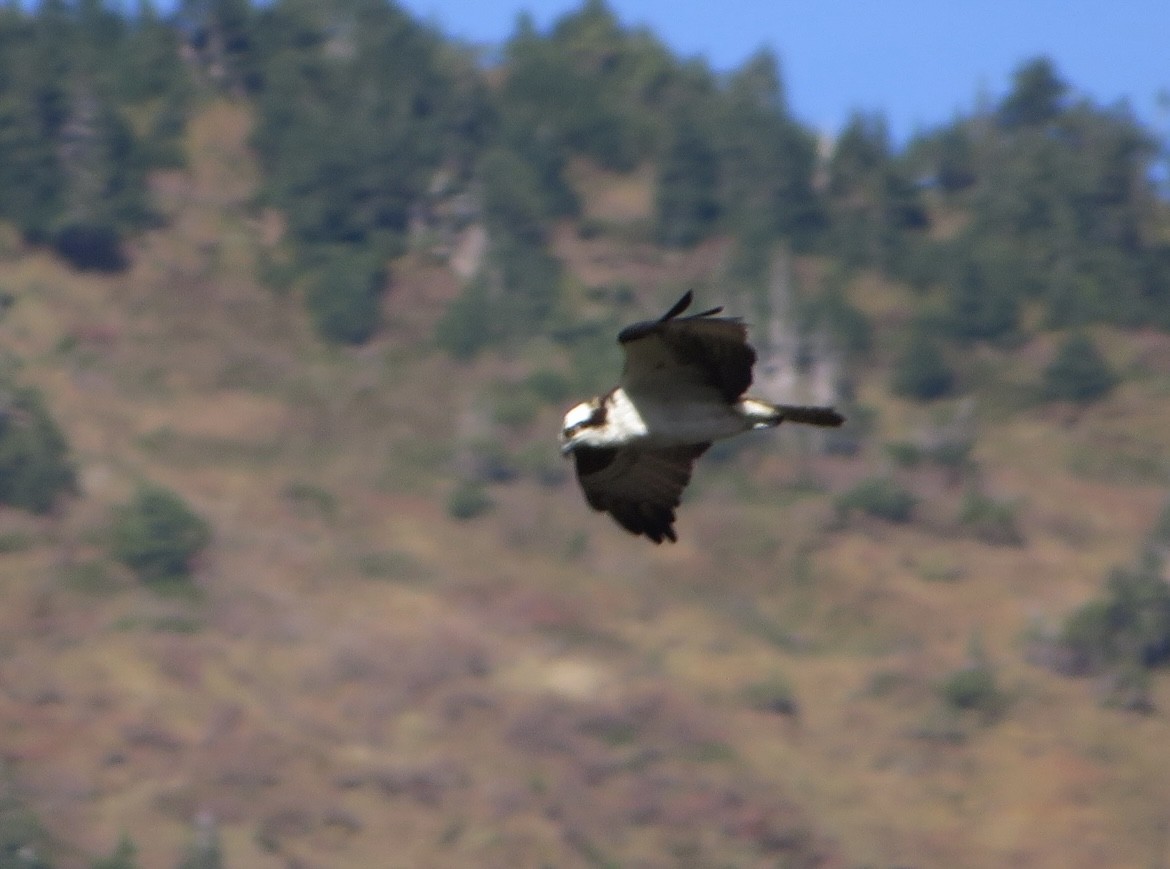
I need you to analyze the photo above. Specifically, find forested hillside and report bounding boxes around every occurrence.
[2,1,1170,866]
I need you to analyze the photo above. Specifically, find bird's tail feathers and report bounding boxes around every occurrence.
[773,403,845,428]
[740,399,845,429]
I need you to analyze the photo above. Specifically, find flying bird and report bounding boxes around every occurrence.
[560,291,844,543]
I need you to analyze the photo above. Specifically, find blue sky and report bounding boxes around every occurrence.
[399,0,1170,144]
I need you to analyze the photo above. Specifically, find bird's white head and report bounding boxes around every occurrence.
[559,398,608,455]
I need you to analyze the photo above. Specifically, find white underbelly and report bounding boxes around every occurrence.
[614,389,747,445]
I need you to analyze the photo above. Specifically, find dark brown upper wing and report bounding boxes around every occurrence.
[618,291,756,403]
[572,443,710,543]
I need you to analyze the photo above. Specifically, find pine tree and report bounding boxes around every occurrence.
[655,112,719,247]
[1042,333,1117,404]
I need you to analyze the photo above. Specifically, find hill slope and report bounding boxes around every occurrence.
[2,97,1170,869]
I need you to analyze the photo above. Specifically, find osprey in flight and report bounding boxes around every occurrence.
[560,291,845,543]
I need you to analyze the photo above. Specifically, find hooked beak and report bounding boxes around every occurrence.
[559,431,576,456]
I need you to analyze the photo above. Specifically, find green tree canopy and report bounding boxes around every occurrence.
[997,57,1068,130]
[500,0,672,172]
[910,57,1170,330]
[0,1,187,266]
[1042,333,1117,404]
[891,327,955,401]
[716,49,822,249]
[940,259,1020,344]
[306,250,385,345]
[655,109,720,247]
[250,0,488,257]
[826,112,928,271]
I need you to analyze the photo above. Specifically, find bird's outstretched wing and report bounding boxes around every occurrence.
[618,290,756,403]
[572,443,710,543]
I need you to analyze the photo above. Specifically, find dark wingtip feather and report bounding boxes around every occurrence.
[660,289,723,323]
[608,501,679,543]
[617,292,727,344]
[639,522,676,544]
[660,291,693,322]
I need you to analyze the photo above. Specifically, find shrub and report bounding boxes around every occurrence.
[306,252,384,345]
[111,485,211,584]
[525,368,570,405]
[939,637,1004,720]
[90,834,139,869]
[53,222,128,272]
[466,439,521,484]
[1100,663,1154,713]
[1150,497,1170,551]
[0,776,55,869]
[281,481,337,521]
[435,275,493,361]
[891,328,954,401]
[60,560,117,595]
[1060,552,1170,676]
[743,675,799,716]
[958,489,1024,546]
[176,814,224,869]
[356,550,430,583]
[490,387,541,429]
[1060,599,1115,675]
[1041,333,1117,404]
[446,481,492,521]
[0,385,78,513]
[929,435,975,473]
[939,664,1003,719]
[835,477,916,524]
[0,531,32,553]
[884,441,924,468]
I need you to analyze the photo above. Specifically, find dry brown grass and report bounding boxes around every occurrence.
[3,97,1170,868]
[566,156,655,222]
